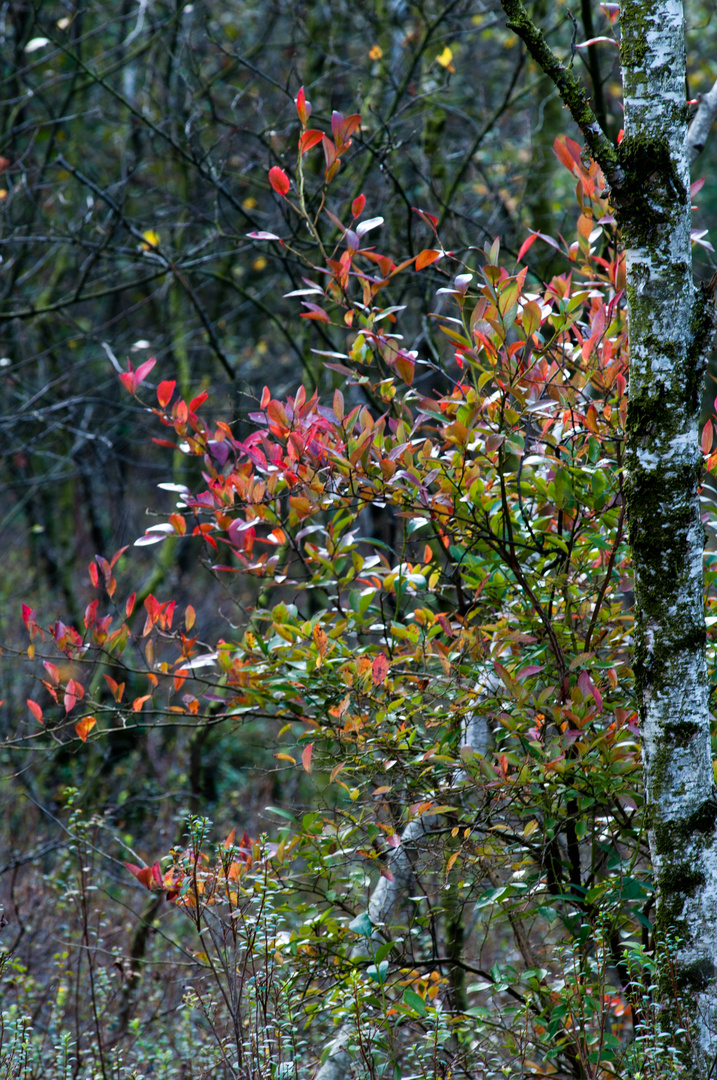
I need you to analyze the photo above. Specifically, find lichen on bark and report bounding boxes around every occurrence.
[498,0,717,1071]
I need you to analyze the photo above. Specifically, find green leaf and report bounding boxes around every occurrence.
[349,912,373,937]
[553,467,572,509]
[402,989,428,1016]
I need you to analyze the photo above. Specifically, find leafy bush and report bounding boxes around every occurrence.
[4,92,712,1080]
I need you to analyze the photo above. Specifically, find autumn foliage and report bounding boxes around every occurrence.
[12,94,714,1077]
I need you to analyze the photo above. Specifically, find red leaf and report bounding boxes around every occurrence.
[157,380,176,408]
[126,592,136,617]
[300,302,330,323]
[412,206,439,229]
[339,114,361,143]
[322,135,337,169]
[84,599,98,628]
[296,86,311,125]
[352,194,366,218]
[260,385,271,408]
[134,357,156,387]
[517,233,539,262]
[189,391,208,413]
[416,249,441,271]
[331,110,344,142]
[702,420,713,455]
[268,166,290,196]
[27,699,43,723]
[302,742,313,774]
[299,130,324,155]
[88,561,99,588]
[124,862,155,890]
[577,670,603,712]
[64,679,85,714]
[109,545,129,570]
[43,661,60,685]
[372,653,389,685]
[394,352,415,385]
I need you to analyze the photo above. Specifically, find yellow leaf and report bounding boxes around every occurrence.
[369,44,383,60]
[436,45,455,72]
[141,229,161,251]
[275,753,296,764]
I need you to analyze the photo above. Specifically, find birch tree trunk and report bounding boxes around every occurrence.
[620,4,717,1071]
[499,0,717,1072]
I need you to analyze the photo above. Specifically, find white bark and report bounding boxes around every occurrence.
[621,1,717,1070]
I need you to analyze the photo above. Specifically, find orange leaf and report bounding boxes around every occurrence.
[132,694,152,711]
[302,743,313,774]
[313,624,328,657]
[185,605,196,630]
[299,129,324,155]
[416,249,441,271]
[75,715,97,742]
[27,698,43,723]
[372,653,389,685]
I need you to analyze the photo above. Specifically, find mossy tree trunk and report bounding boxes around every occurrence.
[499,0,717,1071]
[620,2,717,1068]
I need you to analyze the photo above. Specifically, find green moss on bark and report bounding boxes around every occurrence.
[617,133,687,245]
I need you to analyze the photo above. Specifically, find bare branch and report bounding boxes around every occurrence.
[688,78,717,164]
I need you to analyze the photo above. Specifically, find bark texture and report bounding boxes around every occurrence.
[620,2,717,1069]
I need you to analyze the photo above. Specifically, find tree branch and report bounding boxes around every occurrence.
[498,0,624,192]
[688,77,717,164]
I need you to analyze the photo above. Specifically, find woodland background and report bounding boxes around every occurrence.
[2,1,717,1078]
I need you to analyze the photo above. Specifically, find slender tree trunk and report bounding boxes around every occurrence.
[498,0,717,1072]
[620,2,717,1070]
